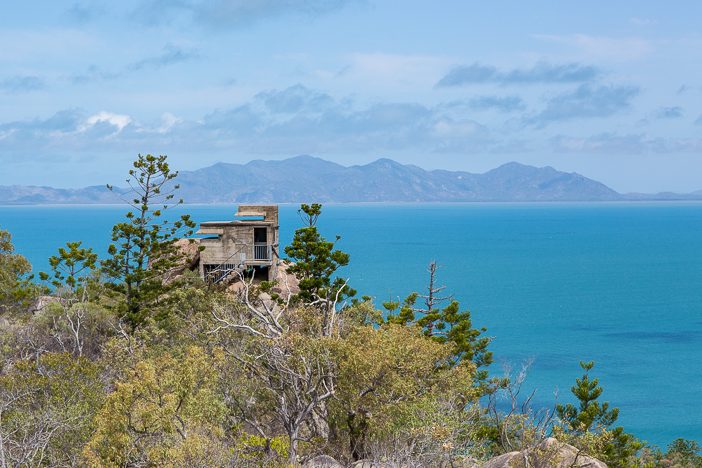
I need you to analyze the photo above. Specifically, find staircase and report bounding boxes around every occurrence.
[206,263,244,284]
[204,245,247,284]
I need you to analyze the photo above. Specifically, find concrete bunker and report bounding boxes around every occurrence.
[197,205,280,284]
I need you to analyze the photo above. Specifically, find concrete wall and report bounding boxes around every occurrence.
[198,205,281,281]
[237,205,279,225]
[199,223,279,280]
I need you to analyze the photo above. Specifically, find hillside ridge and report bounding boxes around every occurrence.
[0,156,698,204]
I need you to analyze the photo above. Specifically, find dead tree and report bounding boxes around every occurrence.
[485,360,557,453]
[419,261,453,313]
[210,271,337,464]
[408,261,454,336]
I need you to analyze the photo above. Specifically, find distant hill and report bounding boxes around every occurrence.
[0,156,699,204]
[0,184,121,205]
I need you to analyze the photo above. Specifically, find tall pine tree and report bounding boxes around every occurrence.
[284,203,355,305]
[102,154,195,327]
[284,204,356,337]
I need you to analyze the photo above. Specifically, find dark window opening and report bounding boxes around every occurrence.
[254,227,270,260]
[254,227,267,243]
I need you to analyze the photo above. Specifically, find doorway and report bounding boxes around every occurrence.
[254,227,269,260]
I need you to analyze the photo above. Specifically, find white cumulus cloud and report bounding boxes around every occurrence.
[79,111,132,133]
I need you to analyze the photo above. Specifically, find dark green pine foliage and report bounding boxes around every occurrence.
[557,361,642,466]
[284,203,356,304]
[101,154,196,327]
[664,439,702,466]
[0,228,39,314]
[557,361,619,433]
[41,241,97,289]
[384,261,493,382]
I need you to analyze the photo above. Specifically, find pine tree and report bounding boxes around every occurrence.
[557,361,642,466]
[384,261,493,383]
[41,241,97,289]
[284,203,356,305]
[101,154,195,327]
[556,361,619,433]
[0,228,37,314]
[665,439,702,466]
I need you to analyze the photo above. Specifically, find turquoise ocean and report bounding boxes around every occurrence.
[1,202,701,447]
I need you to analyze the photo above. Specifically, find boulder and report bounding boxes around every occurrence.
[226,262,300,297]
[303,455,344,468]
[174,237,201,269]
[351,459,475,467]
[28,295,66,314]
[162,238,201,283]
[350,461,396,467]
[482,438,607,468]
[226,281,245,294]
[271,261,300,298]
[451,458,480,468]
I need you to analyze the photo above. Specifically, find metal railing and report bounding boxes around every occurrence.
[204,244,246,284]
[203,243,273,284]
[254,243,271,260]
[205,263,241,284]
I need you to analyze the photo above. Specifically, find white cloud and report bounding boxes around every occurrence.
[78,111,132,133]
[155,112,182,133]
[0,128,16,141]
[0,86,508,159]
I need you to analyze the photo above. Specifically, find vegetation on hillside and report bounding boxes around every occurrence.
[0,154,699,467]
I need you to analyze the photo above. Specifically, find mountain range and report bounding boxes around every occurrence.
[1,156,700,204]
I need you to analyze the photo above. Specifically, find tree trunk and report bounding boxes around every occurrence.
[348,409,370,461]
[311,402,330,440]
[289,428,299,465]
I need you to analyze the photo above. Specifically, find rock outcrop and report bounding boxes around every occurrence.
[162,238,201,283]
[483,438,607,468]
[303,455,344,468]
[350,461,406,467]
[226,261,300,298]
[168,237,299,298]
[271,262,300,297]
[28,295,66,314]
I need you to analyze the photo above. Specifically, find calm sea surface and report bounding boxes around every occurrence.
[1,202,701,447]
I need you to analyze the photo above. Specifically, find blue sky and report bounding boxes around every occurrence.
[1,1,701,192]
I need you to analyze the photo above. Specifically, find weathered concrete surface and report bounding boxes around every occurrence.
[198,204,280,281]
[165,237,298,300]
[482,438,607,468]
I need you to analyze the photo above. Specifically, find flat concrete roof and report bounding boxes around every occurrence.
[199,220,274,227]
[236,210,266,217]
